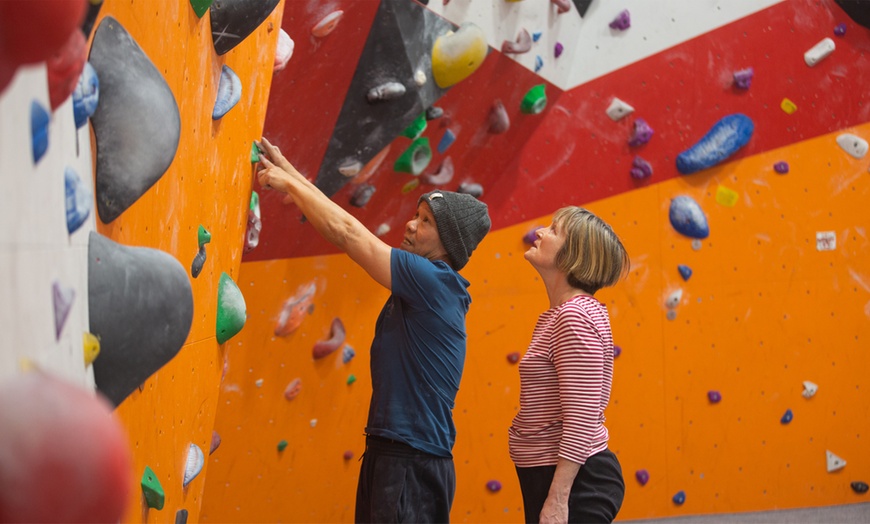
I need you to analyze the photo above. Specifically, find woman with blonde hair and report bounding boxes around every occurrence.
[510,207,629,523]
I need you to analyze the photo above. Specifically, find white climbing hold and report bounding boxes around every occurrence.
[802,380,818,398]
[665,289,683,309]
[804,37,835,67]
[606,98,634,121]
[826,450,846,472]
[183,443,205,487]
[414,69,427,86]
[836,133,868,159]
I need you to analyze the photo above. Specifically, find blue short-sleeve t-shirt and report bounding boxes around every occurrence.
[364,249,471,457]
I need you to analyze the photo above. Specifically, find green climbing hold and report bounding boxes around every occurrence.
[277,439,288,452]
[250,141,260,163]
[141,465,165,510]
[347,374,356,385]
[401,114,427,140]
[250,191,259,211]
[189,0,213,18]
[197,225,211,248]
[216,272,246,344]
[394,137,432,175]
[520,84,547,115]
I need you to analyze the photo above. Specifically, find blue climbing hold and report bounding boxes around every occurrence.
[437,129,456,154]
[676,114,754,175]
[342,345,356,364]
[677,264,693,281]
[673,490,686,505]
[534,55,543,72]
[213,65,241,119]
[31,100,50,164]
[65,166,92,234]
[669,196,710,239]
[73,62,100,129]
[72,62,100,129]
[780,408,793,424]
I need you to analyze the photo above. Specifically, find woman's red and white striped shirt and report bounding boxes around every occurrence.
[509,294,615,467]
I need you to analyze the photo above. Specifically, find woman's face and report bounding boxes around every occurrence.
[524,220,566,271]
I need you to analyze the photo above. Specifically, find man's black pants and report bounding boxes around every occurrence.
[355,435,455,523]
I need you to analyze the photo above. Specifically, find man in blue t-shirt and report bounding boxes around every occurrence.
[256,138,491,523]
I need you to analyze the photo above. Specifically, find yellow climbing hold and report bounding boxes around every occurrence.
[715,185,739,207]
[83,332,101,366]
[780,98,797,114]
[432,23,487,88]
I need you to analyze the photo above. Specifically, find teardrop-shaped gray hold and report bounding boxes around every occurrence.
[88,232,193,407]
[210,0,280,56]
[212,65,241,119]
[89,17,180,224]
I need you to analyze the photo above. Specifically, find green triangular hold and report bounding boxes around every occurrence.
[141,465,165,510]
[189,0,213,18]
[250,141,260,163]
[401,113,427,139]
[197,225,211,248]
[216,272,246,344]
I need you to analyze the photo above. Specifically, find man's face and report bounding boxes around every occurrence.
[400,201,449,262]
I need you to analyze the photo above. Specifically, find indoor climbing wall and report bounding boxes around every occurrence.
[0,0,284,522]
[203,0,870,522]
[0,0,868,523]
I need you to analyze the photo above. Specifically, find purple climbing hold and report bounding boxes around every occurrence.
[630,156,653,180]
[733,67,754,90]
[780,408,793,424]
[613,345,621,358]
[774,161,789,174]
[609,9,631,30]
[488,100,510,134]
[635,469,649,486]
[628,118,654,146]
[554,42,564,58]
[834,23,847,37]
[851,481,869,494]
[673,490,686,505]
[486,480,502,492]
[707,390,722,403]
[52,280,76,340]
[678,264,692,281]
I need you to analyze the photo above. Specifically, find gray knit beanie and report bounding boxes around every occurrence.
[419,190,491,270]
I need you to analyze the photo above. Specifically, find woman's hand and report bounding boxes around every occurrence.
[539,496,568,524]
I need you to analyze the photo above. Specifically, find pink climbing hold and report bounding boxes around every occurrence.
[313,318,346,360]
[488,99,510,134]
[284,378,302,400]
[551,0,571,14]
[507,352,520,364]
[423,157,455,186]
[502,28,532,54]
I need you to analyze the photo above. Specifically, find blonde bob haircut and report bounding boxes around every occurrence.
[552,206,629,295]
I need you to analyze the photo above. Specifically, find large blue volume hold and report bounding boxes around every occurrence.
[676,113,754,175]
